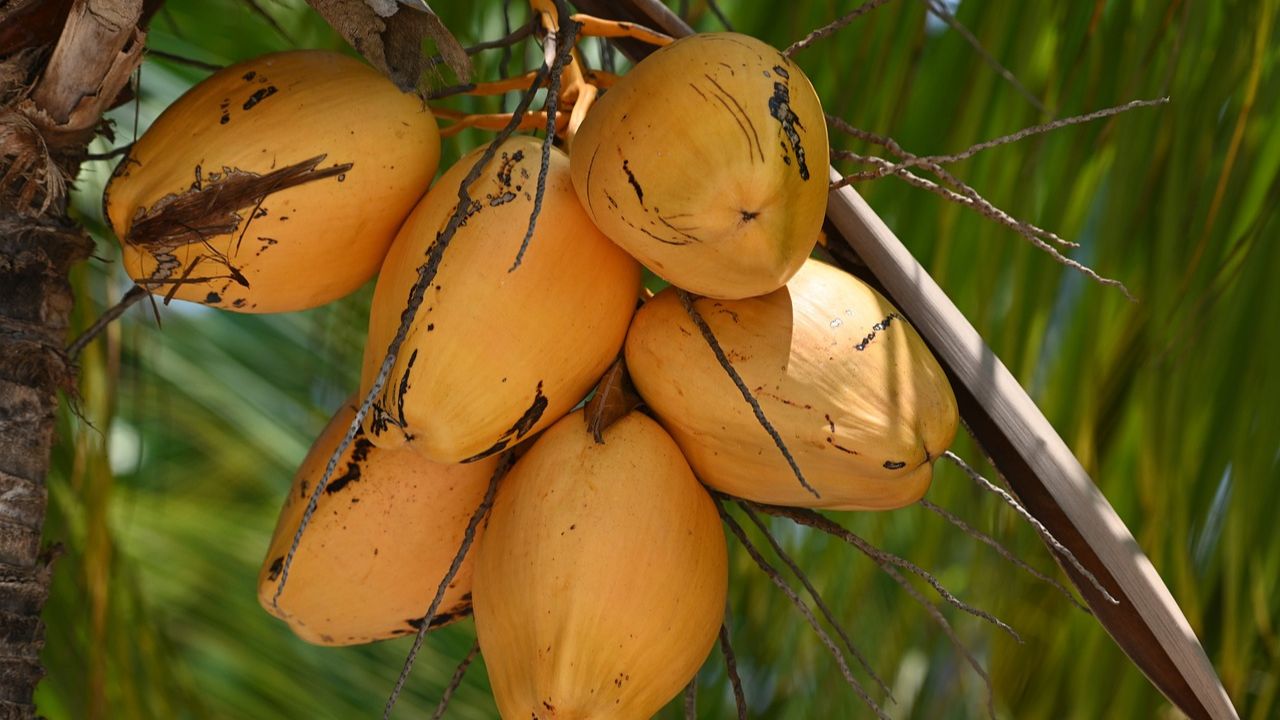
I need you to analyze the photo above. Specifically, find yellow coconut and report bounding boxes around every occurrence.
[360,136,641,463]
[473,409,726,719]
[570,32,829,300]
[257,398,497,645]
[105,50,439,313]
[625,259,958,511]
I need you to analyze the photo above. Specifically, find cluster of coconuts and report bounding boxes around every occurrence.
[105,32,957,719]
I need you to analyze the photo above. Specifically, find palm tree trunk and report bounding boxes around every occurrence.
[0,1,147,715]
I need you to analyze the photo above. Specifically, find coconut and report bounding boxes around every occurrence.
[570,32,828,300]
[106,50,439,313]
[257,398,496,645]
[360,136,641,463]
[625,259,958,510]
[473,409,726,719]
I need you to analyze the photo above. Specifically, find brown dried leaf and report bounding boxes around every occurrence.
[412,2,471,84]
[125,155,351,250]
[307,0,469,92]
[584,355,641,444]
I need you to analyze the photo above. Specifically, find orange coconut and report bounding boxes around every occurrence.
[257,398,497,645]
[360,136,641,463]
[625,259,958,510]
[571,32,828,299]
[106,50,439,313]
[473,410,727,719]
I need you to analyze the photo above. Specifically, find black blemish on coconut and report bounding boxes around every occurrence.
[827,438,861,455]
[266,556,284,581]
[855,312,901,351]
[461,382,548,462]
[636,222,692,246]
[489,191,517,206]
[242,71,256,81]
[496,149,524,187]
[395,349,418,430]
[622,159,645,204]
[509,381,548,439]
[883,460,907,470]
[242,85,278,111]
[326,437,373,494]
[205,292,221,303]
[768,67,810,180]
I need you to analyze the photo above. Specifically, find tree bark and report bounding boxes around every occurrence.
[0,1,146,715]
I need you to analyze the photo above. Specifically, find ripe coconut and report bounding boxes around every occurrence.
[106,50,439,313]
[570,32,828,300]
[257,398,497,645]
[473,409,727,719]
[360,136,641,463]
[625,259,958,510]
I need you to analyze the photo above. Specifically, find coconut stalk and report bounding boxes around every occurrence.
[567,1,1239,718]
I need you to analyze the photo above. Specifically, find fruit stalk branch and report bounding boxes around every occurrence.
[738,503,893,701]
[718,502,888,719]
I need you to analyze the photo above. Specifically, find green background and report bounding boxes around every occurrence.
[44,0,1279,718]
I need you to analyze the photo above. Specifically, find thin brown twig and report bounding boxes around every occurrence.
[918,498,1090,613]
[386,453,514,719]
[425,18,536,71]
[683,678,697,719]
[941,451,1120,605]
[719,503,889,720]
[66,285,148,359]
[833,146,1136,298]
[678,290,819,499]
[882,563,997,719]
[838,150,1104,273]
[511,6,578,271]
[243,0,294,44]
[738,502,895,703]
[879,98,1169,171]
[430,641,480,720]
[145,49,222,72]
[751,502,1022,643]
[84,142,133,161]
[922,0,1044,114]
[719,621,747,720]
[785,0,898,56]
[827,116,1079,249]
[705,0,734,31]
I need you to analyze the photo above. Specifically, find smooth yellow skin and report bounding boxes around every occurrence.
[570,32,829,300]
[257,398,497,645]
[360,136,641,463]
[473,410,727,720]
[106,50,439,313]
[626,259,959,511]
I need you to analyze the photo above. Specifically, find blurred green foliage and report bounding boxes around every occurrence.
[41,0,1278,718]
